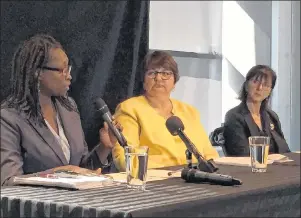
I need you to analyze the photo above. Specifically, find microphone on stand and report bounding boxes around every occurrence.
[165,116,218,173]
[94,98,128,147]
[185,149,192,169]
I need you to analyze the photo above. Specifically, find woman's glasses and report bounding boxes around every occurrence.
[250,79,272,90]
[146,70,173,80]
[41,65,72,76]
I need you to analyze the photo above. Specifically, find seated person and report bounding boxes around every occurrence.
[223,65,290,156]
[1,34,119,186]
[112,51,219,171]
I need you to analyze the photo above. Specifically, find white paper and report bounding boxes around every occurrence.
[214,156,274,166]
[23,176,109,184]
[214,153,295,166]
[13,174,113,190]
[110,169,182,183]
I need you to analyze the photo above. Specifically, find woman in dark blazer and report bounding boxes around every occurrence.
[1,34,119,186]
[223,65,290,156]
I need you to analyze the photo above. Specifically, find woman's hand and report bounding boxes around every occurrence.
[99,117,123,149]
[51,165,102,175]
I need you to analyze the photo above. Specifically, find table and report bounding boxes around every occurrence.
[1,153,300,217]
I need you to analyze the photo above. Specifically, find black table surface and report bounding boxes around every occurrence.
[1,153,300,217]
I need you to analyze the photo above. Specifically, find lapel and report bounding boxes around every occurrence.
[260,110,271,136]
[239,102,261,136]
[266,109,290,153]
[26,110,68,165]
[266,109,283,136]
[54,99,83,164]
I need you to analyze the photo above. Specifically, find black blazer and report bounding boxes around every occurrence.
[0,97,107,186]
[223,102,290,156]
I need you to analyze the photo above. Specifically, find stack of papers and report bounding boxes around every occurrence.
[214,154,293,167]
[13,174,114,190]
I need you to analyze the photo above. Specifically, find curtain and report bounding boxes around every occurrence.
[1,1,149,148]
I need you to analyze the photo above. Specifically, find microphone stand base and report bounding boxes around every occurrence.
[197,159,219,173]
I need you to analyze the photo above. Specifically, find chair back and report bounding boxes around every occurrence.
[209,124,227,157]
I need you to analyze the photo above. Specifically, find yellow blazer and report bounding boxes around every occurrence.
[112,96,219,171]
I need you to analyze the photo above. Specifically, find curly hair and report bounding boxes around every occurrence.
[1,34,76,125]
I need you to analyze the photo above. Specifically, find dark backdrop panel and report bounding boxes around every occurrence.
[1,1,149,148]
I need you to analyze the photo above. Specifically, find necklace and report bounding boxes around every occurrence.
[144,95,174,118]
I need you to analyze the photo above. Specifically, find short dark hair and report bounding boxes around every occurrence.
[142,50,180,83]
[238,64,277,109]
[1,34,76,124]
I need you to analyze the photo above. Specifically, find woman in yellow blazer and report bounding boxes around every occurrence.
[112,51,219,171]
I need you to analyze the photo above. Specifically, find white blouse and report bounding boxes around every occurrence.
[45,114,71,163]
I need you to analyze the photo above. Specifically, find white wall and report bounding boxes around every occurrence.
[149,1,223,134]
[291,1,300,151]
[271,1,300,151]
[149,1,222,54]
[222,1,272,119]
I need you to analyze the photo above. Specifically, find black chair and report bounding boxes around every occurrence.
[209,124,227,157]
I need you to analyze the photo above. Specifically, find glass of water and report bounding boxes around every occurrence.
[249,136,270,173]
[125,146,149,190]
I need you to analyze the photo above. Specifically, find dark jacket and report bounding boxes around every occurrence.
[0,97,108,186]
[223,102,290,156]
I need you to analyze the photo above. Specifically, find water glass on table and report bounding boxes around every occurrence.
[125,146,149,190]
[249,136,270,173]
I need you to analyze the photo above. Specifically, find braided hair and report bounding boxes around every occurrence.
[2,34,76,125]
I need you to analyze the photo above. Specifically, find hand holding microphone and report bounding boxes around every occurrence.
[95,98,128,148]
[99,118,123,149]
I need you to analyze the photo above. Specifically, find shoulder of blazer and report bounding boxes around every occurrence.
[67,96,78,108]
[1,107,27,125]
[266,107,283,132]
[225,102,247,121]
[1,107,16,122]
[266,107,280,122]
[55,96,80,114]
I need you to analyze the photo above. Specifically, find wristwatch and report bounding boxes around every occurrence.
[99,152,113,168]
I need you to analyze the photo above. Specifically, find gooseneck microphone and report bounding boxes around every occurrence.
[94,98,128,147]
[181,168,242,186]
[166,116,218,173]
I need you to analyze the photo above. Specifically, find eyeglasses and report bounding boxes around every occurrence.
[146,70,174,80]
[41,65,72,76]
[250,79,272,90]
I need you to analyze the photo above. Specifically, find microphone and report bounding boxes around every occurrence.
[181,168,242,186]
[166,116,218,173]
[185,149,192,168]
[94,98,128,147]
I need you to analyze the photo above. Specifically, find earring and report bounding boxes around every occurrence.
[37,81,40,93]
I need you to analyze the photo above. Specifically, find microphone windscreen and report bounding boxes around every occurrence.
[165,116,185,136]
[181,168,189,180]
[94,98,109,114]
[181,168,195,182]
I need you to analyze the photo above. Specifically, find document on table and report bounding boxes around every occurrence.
[110,169,182,183]
[13,174,114,190]
[214,153,293,166]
